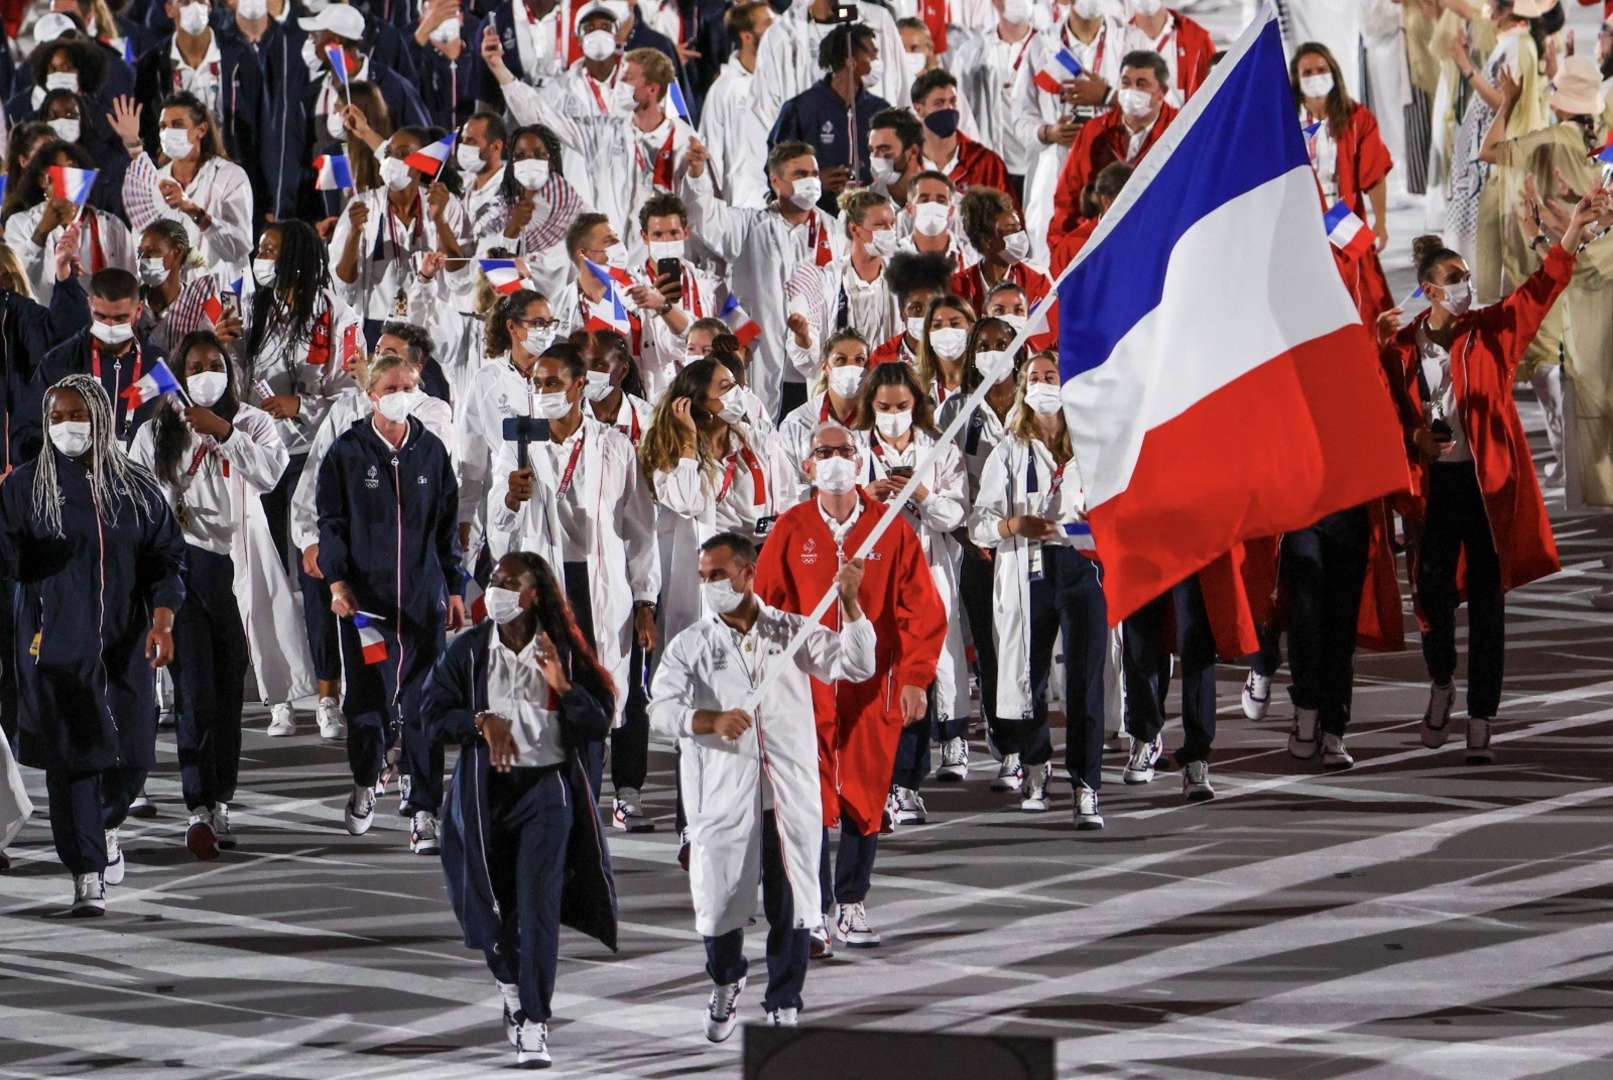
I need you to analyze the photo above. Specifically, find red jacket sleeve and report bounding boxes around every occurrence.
[888,521,946,690]
[1177,16,1216,99]
[1351,106,1393,194]
[1047,122,1101,250]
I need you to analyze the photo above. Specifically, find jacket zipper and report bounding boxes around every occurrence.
[391,449,404,706]
[92,489,118,763]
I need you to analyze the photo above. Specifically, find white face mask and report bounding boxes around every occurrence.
[899,50,925,81]
[976,349,1015,384]
[513,158,550,189]
[160,127,195,161]
[788,176,822,210]
[997,313,1028,335]
[45,71,79,94]
[905,315,926,341]
[236,0,267,20]
[1438,279,1473,316]
[813,454,858,495]
[325,109,347,140]
[827,364,864,399]
[532,388,574,419]
[583,370,615,401]
[90,320,134,346]
[483,584,526,624]
[252,257,277,286]
[455,142,484,174]
[376,388,425,422]
[187,370,228,407]
[648,239,684,262]
[138,257,169,288]
[178,1,211,35]
[912,201,950,237]
[874,409,912,439]
[868,226,897,258]
[717,385,747,423]
[1129,0,1162,15]
[1117,88,1155,119]
[869,154,899,186]
[701,577,748,615]
[1299,73,1334,99]
[48,420,92,458]
[603,241,630,268]
[1073,0,1104,17]
[48,118,80,144]
[581,28,617,62]
[1001,0,1031,24]
[929,326,968,360]
[380,155,414,192]
[863,55,884,91]
[524,325,557,355]
[610,77,638,115]
[429,15,460,43]
[1001,230,1031,265]
[1025,382,1063,416]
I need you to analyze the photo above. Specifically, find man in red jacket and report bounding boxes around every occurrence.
[755,422,945,954]
[1120,0,1215,105]
[911,69,1018,211]
[1047,50,1178,251]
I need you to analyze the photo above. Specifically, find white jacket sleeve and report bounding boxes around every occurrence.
[290,402,348,552]
[200,163,256,272]
[647,630,700,739]
[615,436,661,604]
[915,439,969,534]
[654,457,711,521]
[217,408,290,495]
[1009,43,1054,154]
[798,614,877,684]
[679,169,751,264]
[968,438,1015,549]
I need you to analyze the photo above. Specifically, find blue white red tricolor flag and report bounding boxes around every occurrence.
[1052,6,1409,623]
[1033,48,1083,94]
[667,80,691,122]
[314,153,354,191]
[1590,135,1613,165]
[353,611,388,664]
[1323,200,1375,261]
[124,359,184,408]
[325,44,355,85]
[582,258,631,334]
[479,259,528,295]
[47,165,97,208]
[404,134,456,177]
[719,292,761,347]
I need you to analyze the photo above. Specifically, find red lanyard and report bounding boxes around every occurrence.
[185,436,228,479]
[1046,460,1067,508]
[1065,22,1105,76]
[806,214,832,267]
[717,444,766,506]
[621,405,640,445]
[554,431,586,496]
[634,126,678,189]
[385,196,425,259]
[90,339,141,383]
[1009,31,1035,74]
[585,68,615,114]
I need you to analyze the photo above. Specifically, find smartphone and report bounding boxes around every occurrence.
[888,466,914,481]
[655,256,682,303]
[1430,418,1454,445]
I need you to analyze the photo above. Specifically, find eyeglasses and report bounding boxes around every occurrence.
[514,316,560,330]
[810,446,858,460]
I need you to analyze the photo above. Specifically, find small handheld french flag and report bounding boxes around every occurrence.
[353,611,388,665]
[667,80,691,122]
[719,293,761,348]
[124,358,184,408]
[1061,520,1097,551]
[325,44,353,85]
[404,133,456,177]
[47,165,97,208]
[479,259,527,295]
[314,153,354,191]
[1591,135,1613,166]
[1033,48,1084,95]
[582,258,631,334]
[1323,200,1374,262]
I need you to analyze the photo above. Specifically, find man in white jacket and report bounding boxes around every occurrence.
[699,1,777,209]
[650,532,876,1038]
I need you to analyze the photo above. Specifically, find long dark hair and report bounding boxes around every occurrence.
[639,357,722,479]
[960,316,1020,395]
[161,91,224,166]
[5,138,93,218]
[29,37,107,95]
[854,359,939,437]
[245,220,331,357]
[152,331,239,487]
[506,549,616,710]
[4,121,52,213]
[1289,42,1355,139]
[486,288,545,359]
[497,123,564,204]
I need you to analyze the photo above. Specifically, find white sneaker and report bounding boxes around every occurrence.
[1241,670,1272,720]
[1287,706,1320,760]
[127,786,156,819]
[104,829,125,885]
[266,702,296,737]
[1182,760,1215,802]
[212,802,235,849]
[514,1016,551,1068]
[497,980,522,1047]
[1421,682,1455,748]
[1321,733,1354,770]
[316,697,344,740]
[72,872,106,917]
[1123,734,1163,784]
[990,752,1023,793]
[833,901,880,948]
[1103,729,1130,754]
[345,784,376,836]
[705,976,746,1042]
[809,914,835,959]
[1020,762,1051,812]
[1074,784,1104,830]
[611,787,653,833]
[891,785,927,824]
[410,811,440,855]
[934,737,968,781]
[1465,717,1494,764]
[186,812,219,861]
[766,1007,799,1026]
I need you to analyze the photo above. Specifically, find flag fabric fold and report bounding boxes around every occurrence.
[1054,6,1411,625]
[1033,48,1083,94]
[353,611,388,665]
[1324,200,1375,261]
[47,165,97,207]
[314,153,354,191]
[404,134,456,177]
[123,358,184,409]
[582,258,632,334]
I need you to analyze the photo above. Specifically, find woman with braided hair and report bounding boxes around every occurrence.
[0,374,186,915]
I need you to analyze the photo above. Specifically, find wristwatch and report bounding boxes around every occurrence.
[1529,233,1552,253]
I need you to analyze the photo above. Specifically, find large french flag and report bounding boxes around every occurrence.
[1055,6,1409,624]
